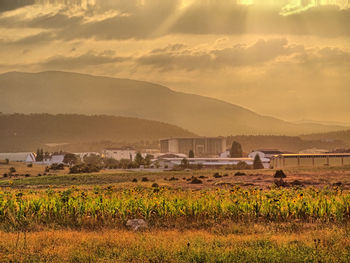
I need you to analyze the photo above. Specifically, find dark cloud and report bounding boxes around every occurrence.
[0,0,34,12]
[39,52,128,70]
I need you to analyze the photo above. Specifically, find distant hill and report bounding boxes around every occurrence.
[301,130,350,146]
[227,135,347,154]
[0,114,196,152]
[0,71,347,136]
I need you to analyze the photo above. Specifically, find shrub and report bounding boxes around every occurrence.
[141,177,149,182]
[27,163,33,168]
[152,183,159,188]
[213,173,222,178]
[169,177,178,181]
[132,178,138,183]
[9,167,16,173]
[3,173,8,178]
[190,177,203,184]
[25,174,31,177]
[234,172,246,176]
[69,164,102,174]
[274,179,289,188]
[49,163,65,171]
[274,170,286,179]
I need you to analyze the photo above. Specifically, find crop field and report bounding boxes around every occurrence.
[2,164,350,262]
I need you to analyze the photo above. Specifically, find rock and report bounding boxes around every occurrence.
[126,219,148,231]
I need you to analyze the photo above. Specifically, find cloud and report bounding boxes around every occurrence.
[136,39,305,71]
[1,1,349,41]
[38,52,128,70]
[0,0,34,12]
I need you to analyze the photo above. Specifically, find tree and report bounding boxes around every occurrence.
[144,154,153,166]
[230,141,243,158]
[188,150,195,158]
[180,158,189,168]
[83,154,103,166]
[134,152,144,167]
[253,154,264,169]
[63,153,78,166]
[36,148,44,162]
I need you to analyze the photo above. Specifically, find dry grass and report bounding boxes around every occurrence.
[1,223,350,262]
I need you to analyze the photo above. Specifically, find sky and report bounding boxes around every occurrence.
[0,0,349,124]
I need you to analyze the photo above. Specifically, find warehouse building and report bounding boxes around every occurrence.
[0,152,36,163]
[160,137,226,157]
[271,153,350,169]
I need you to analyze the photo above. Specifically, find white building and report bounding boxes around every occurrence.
[0,152,36,163]
[248,150,283,168]
[103,148,137,161]
[157,157,254,169]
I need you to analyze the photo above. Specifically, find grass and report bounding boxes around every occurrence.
[1,224,350,262]
[1,165,350,262]
[1,186,350,232]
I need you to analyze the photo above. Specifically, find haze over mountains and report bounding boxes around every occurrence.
[0,114,195,152]
[0,71,348,136]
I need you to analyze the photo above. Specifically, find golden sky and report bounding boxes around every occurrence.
[0,0,349,123]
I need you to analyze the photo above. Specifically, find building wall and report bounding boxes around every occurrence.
[160,138,226,156]
[272,154,350,169]
[104,149,136,161]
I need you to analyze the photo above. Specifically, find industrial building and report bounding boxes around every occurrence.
[160,137,226,157]
[0,152,36,163]
[157,157,253,169]
[271,153,350,169]
[103,148,136,161]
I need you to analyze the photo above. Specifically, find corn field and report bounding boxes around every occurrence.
[1,186,350,231]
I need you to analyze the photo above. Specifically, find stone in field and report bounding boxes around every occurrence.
[126,219,148,231]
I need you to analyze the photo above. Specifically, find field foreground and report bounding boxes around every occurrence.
[2,167,350,262]
[1,223,350,262]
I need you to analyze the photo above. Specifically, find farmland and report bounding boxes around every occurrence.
[2,163,350,262]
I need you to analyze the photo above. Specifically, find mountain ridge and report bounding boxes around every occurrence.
[0,70,347,136]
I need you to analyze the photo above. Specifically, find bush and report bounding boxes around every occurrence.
[69,164,102,174]
[213,172,222,178]
[3,173,8,178]
[141,177,149,182]
[132,178,138,183]
[152,183,159,188]
[274,179,289,188]
[49,163,65,171]
[27,163,33,168]
[235,161,252,170]
[169,177,178,181]
[274,170,287,179]
[190,177,203,184]
[9,167,16,173]
[234,172,246,176]
[25,174,31,177]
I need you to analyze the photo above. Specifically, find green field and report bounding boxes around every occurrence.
[1,165,350,262]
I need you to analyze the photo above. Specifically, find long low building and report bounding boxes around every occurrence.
[271,153,350,169]
[0,152,36,163]
[157,157,254,169]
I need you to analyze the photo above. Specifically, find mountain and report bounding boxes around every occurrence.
[227,135,347,154]
[0,71,347,136]
[0,114,196,152]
